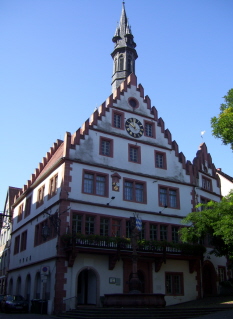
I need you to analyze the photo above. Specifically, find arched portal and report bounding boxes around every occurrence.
[8,278,13,295]
[35,272,41,299]
[25,274,31,301]
[202,260,217,296]
[77,268,97,306]
[16,276,21,295]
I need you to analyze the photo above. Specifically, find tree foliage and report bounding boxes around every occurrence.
[180,191,233,259]
[211,89,233,150]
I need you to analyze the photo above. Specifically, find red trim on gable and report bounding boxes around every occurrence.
[144,95,151,109]
[137,83,144,98]
[158,117,164,133]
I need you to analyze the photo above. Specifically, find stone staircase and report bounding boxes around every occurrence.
[53,305,233,319]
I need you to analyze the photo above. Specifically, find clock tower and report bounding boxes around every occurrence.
[111,2,138,92]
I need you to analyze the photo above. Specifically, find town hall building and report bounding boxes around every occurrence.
[0,3,229,314]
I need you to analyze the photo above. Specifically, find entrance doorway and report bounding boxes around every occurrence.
[77,268,97,305]
[202,261,217,296]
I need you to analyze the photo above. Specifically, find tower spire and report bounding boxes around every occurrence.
[111,2,138,92]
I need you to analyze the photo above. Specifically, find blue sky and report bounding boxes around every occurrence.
[0,0,233,210]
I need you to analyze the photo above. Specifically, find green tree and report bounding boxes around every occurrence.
[211,88,233,150]
[180,191,233,260]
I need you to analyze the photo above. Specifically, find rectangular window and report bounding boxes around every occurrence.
[202,176,212,191]
[165,273,184,295]
[144,120,155,138]
[172,226,179,243]
[124,179,146,203]
[17,204,23,222]
[37,185,45,208]
[83,170,108,197]
[200,197,211,211]
[150,224,157,240]
[112,110,124,129]
[34,225,40,246]
[20,230,27,251]
[126,220,131,238]
[25,196,32,217]
[159,186,179,209]
[100,218,109,236]
[85,216,95,235]
[72,214,82,233]
[129,144,141,163]
[49,174,58,198]
[155,151,167,169]
[100,137,113,157]
[112,219,121,237]
[14,235,20,255]
[139,223,145,240]
[218,267,226,282]
[160,225,167,241]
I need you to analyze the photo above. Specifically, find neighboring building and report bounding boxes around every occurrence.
[216,168,233,197]
[0,187,20,294]
[4,3,229,314]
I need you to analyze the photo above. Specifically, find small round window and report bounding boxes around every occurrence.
[128,97,139,109]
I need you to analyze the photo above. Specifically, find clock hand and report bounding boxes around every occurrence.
[130,122,136,129]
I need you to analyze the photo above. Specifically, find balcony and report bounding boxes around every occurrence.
[61,233,206,269]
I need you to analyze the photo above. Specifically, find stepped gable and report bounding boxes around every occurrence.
[8,187,21,207]
[14,139,64,202]
[193,143,220,187]
[69,73,195,180]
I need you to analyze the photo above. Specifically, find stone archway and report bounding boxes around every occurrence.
[16,276,21,295]
[77,268,98,306]
[25,274,31,301]
[202,260,217,296]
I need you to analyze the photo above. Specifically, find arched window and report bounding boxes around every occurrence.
[118,55,124,71]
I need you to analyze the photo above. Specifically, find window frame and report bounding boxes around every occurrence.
[48,174,58,199]
[17,204,23,222]
[218,266,226,282]
[14,235,20,255]
[158,185,180,209]
[37,185,45,208]
[100,218,109,236]
[128,144,141,164]
[160,225,167,241]
[172,226,179,243]
[165,272,184,296]
[85,216,95,235]
[144,120,155,138]
[202,176,212,191]
[150,224,157,240]
[24,196,32,218]
[99,136,113,157]
[112,110,124,130]
[123,178,147,204]
[82,170,109,197]
[72,214,82,234]
[20,230,27,252]
[155,151,167,169]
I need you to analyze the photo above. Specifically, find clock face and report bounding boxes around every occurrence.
[125,118,144,138]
